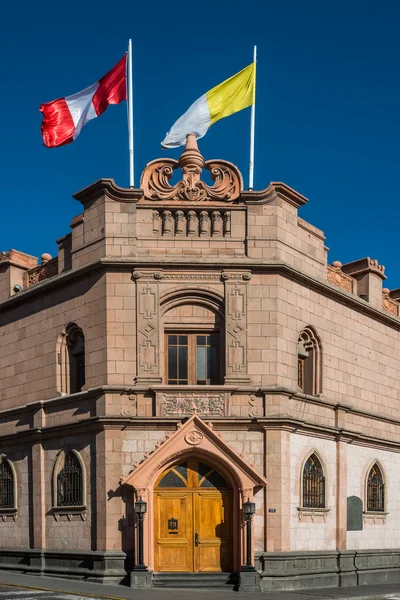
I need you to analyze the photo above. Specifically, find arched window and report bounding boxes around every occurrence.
[161,293,224,386]
[0,457,16,509]
[298,327,322,395]
[57,323,85,395]
[67,325,85,393]
[367,463,385,512]
[302,453,325,508]
[55,451,83,507]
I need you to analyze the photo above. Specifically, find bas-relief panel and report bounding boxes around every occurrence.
[158,393,227,417]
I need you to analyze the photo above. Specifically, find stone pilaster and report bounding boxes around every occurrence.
[134,270,162,385]
[336,438,348,550]
[223,271,251,384]
[265,428,291,552]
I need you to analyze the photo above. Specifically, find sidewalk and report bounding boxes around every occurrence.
[0,571,399,600]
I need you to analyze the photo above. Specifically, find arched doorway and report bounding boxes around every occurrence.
[154,458,232,573]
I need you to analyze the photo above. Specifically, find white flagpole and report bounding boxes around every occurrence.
[249,45,257,190]
[127,39,135,188]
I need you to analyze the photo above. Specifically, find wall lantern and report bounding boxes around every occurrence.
[242,498,256,571]
[134,496,148,571]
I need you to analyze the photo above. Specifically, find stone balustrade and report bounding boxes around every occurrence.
[153,209,231,238]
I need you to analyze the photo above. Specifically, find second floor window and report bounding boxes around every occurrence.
[166,333,219,385]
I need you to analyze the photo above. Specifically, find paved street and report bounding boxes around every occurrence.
[0,589,103,600]
[0,575,399,600]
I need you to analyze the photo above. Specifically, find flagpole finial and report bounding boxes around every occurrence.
[179,133,204,171]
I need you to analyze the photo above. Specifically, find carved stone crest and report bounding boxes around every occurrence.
[141,134,243,202]
[185,430,203,445]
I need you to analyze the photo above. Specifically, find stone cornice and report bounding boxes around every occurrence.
[1,413,400,455]
[242,182,308,208]
[1,258,400,333]
[73,178,143,205]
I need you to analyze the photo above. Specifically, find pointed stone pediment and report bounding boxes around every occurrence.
[121,414,267,496]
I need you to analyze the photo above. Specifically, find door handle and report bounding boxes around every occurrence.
[194,531,199,547]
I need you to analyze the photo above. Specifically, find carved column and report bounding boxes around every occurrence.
[152,210,161,235]
[175,210,186,236]
[223,212,231,237]
[199,211,210,236]
[134,271,162,384]
[162,210,173,236]
[211,211,222,236]
[223,271,251,384]
[187,211,198,236]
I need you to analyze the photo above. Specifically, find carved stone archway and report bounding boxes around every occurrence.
[121,414,267,572]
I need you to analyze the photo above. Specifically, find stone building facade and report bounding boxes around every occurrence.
[1,135,400,590]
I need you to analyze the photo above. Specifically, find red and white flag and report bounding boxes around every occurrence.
[40,55,127,148]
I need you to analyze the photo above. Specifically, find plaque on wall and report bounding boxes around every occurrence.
[347,496,363,531]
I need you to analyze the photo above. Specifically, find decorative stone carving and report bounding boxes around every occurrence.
[327,262,354,293]
[382,288,398,316]
[223,212,231,236]
[187,211,198,236]
[140,134,242,202]
[161,393,226,417]
[136,274,161,383]
[175,210,186,236]
[152,210,161,235]
[199,211,210,236]
[224,275,250,383]
[248,395,263,418]
[185,430,204,445]
[121,393,137,417]
[211,211,223,236]
[27,256,58,287]
[162,210,173,236]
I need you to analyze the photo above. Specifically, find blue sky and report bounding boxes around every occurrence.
[1,0,400,285]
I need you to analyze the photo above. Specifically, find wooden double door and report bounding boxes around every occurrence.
[154,459,232,573]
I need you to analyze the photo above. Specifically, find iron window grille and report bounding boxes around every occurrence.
[367,464,385,512]
[0,461,14,509]
[56,452,83,507]
[303,454,325,508]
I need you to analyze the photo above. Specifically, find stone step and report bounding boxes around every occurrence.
[153,571,239,589]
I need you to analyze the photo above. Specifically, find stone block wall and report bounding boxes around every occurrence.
[290,434,336,551]
[347,444,400,550]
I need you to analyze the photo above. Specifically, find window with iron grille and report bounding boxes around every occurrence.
[367,463,385,512]
[56,452,83,507]
[303,454,325,508]
[0,460,14,509]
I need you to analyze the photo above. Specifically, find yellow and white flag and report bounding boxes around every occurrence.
[161,62,256,148]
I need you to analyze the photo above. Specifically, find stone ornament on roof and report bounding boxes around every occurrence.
[140,133,243,202]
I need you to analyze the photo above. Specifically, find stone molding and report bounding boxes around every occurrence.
[73,178,143,205]
[297,507,331,522]
[2,260,400,335]
[363,510,388,525]
[242,182,308,207]
[341,257,387,280]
